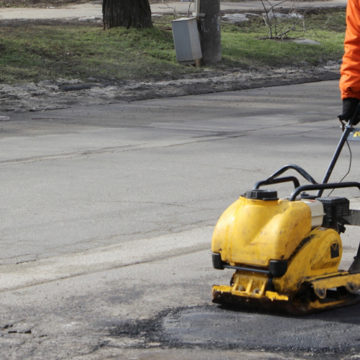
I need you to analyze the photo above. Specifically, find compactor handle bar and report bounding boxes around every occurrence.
[254,164,317,190]
[255,121,358,197]
[289,181,360,201]
[317,124,353,196]
[255,175,301,190]
[318,105,360,194]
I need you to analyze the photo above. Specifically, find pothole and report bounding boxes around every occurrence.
[108,303,360,357]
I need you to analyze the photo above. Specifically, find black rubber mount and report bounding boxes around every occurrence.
[244,189,278,201]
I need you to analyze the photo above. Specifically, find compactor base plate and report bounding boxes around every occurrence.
[212,285,360,315]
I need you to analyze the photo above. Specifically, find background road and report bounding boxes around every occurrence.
[0,0,347,21]
[1,80,360,359]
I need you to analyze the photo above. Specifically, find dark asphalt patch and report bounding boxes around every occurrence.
[108,304,360,358]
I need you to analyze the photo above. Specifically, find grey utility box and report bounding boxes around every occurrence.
[172,17,202,64]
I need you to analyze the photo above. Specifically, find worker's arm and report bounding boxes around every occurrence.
[339,0,360,120]
[340,0,360,99]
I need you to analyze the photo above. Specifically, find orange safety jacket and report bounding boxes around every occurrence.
[340,0,360,99]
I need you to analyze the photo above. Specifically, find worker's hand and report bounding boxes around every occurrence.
[339,98,360,123]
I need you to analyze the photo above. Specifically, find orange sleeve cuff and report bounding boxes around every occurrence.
[340,0,360,100]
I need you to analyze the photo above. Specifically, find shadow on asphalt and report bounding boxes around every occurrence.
[307,302,360,324]
[217,300,360,324]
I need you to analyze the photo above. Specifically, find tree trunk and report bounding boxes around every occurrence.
[198,0,221,64]
[103,0,152,29]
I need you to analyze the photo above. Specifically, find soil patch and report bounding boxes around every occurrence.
[0,64,339,113]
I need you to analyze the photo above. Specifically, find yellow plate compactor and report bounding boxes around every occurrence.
[212,122,360,314]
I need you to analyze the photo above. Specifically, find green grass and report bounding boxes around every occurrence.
[0,0,162,7]
[0,0,96,8]
[0,9,346,84]
[0,23,195,83]
[221,9,346,68]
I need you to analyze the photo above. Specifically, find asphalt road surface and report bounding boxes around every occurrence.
[1,80,360,359]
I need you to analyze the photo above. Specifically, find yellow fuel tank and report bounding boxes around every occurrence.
[211,195,312,267]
